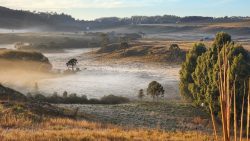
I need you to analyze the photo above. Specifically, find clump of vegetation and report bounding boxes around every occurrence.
[167,44,186,62]
[147,81,165,101]
[63,58,81,74]
[66,58,79,70]
[28,92,130,105]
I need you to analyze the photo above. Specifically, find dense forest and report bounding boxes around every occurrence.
[0,6,250,31]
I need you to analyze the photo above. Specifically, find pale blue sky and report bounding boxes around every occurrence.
[0,0,249,20]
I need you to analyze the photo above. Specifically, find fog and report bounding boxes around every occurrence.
[38,49,180,99]
[0,44,180,99]
[0,28,48,34]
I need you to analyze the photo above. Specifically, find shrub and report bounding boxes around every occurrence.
[100,95,130,104]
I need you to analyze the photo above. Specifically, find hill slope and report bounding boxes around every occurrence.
[1,6,250,32]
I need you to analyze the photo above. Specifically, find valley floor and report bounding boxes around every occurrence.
[57,101,211,132]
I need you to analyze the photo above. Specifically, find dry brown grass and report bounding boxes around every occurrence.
[0,103,215,141]
[0,118,214,141]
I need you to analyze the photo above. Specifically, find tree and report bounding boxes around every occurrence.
[169,44,181,54]
[120,42,129,56]
[66,58,78,71]
[63,91,68,98]
[138,89,145,101]
[34,82,39,93]
[147,81,165,101]
[179,43,207,100]
[101,33,109,48]
[180,32,250,116]
[169,44,180,52]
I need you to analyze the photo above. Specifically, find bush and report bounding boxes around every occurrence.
[100,95,130,104]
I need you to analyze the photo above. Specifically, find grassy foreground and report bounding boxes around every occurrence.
[0,101,214,141]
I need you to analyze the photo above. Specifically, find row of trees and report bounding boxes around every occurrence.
[27,91,129,104]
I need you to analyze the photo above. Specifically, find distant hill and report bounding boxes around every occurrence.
[0,49,52,71]
[0,6,250,32]
[0,6,85,31]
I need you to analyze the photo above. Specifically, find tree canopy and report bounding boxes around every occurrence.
[180,32,250,115]
[147,81,165,101]
[66,58,78,70]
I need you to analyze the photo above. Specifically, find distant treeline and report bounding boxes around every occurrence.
[27,92,130,104]
[0,6,249,31]
[0,84,129,104]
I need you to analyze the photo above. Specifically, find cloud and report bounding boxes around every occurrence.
[0,0,183,11]
[0,0,130,10]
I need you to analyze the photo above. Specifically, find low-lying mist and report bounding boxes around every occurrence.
[0,59,55,92]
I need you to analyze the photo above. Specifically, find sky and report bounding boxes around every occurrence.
[0,0,249,20]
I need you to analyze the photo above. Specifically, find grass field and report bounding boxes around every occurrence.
[0,101,215,141]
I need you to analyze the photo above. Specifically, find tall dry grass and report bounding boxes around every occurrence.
[0,112,214,141]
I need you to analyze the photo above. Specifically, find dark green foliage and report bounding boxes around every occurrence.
[180,32,250,116]
[66,58,78,70]
[212,32,232,50]
[179,43,207,100]
[147,81,165,100]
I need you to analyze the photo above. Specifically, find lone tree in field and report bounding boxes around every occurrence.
[121,42,129,56]
[147,81,165,101]
[169,44,180,52]
[138,89,145,101]
[169,44,183,61]
[101,33,109,48]
[66,58,78,71]
[63,91,68,98]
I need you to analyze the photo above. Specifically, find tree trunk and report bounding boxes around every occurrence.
[209,104,218,141]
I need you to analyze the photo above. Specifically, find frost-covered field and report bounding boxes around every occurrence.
[57,101,210,131]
